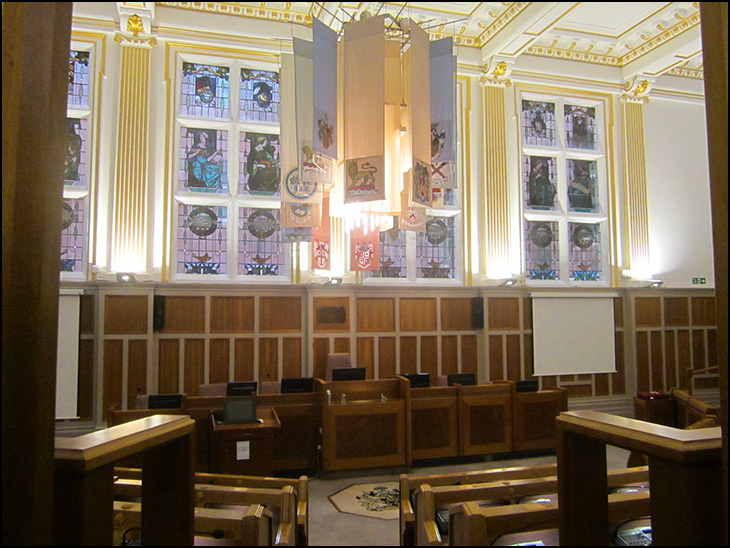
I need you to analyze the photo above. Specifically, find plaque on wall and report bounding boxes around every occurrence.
[317,306,347,324]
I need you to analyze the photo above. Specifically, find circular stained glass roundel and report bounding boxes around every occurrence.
[187,206,218,237]
[61,201,76,230]
[247,209,277,239]
[530,222,553,248]
[572,224,595,249]
[426,219,448,245]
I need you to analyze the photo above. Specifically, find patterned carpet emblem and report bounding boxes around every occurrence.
[328,482,400,520]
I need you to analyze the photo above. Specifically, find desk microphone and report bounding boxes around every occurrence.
[266,373,279,394]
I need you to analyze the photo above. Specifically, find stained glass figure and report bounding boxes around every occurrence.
[68,50,90,107]
[240,69,280,123]
[64,118,87,186]
[239,207,283,276]
[564,105,596,149]
[177,204,227,274]
[369,224,406,278]
[569,222,602,281]
[180,128,227,192]
[60,199,84,272]
[567,159,598,212]
[524,155,557,210]
[239,132,280,195]
[181,63,230,118]
[525,220,559,280]
[417,217,455,279]
[521,100,556,147]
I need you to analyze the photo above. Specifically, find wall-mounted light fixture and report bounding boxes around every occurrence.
[646,279,663,288]
[116,273,136,283]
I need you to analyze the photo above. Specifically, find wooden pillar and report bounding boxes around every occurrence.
[1,3,73,545]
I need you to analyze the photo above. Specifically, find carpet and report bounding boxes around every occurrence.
[328,482,400,521]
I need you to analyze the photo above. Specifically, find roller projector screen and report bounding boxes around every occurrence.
[532,294,617,377]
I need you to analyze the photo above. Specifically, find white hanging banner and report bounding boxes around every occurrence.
[313,17,338,159]
[430,37,457,189]
[406,21,432,206]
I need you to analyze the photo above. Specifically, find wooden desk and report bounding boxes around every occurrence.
[512,387,568,452]
[209,406,281,476]
[458,383,513,456]
[557,410,723,546]
[410,386,459,461]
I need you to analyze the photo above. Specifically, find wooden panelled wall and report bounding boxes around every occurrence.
[72,288,718,421]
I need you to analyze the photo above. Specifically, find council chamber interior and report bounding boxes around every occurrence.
[3,2,727,546]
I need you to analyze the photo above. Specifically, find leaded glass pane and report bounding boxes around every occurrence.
[416,217,455,279]
[523,155,557,211]
[567,159,598,212]
[180,63,230,119]
[240,68,280,123]
[64,118,88,186]
[521,100,556,147]
[569,222,602,281]
[564,105,596,150]
[239,208,283,276]
[61,199,84,272]
[525,220,559,280]
[177,204,227,274]
[68,51,90,108]
[369,224,406,278]
[179,128,228,192]
[239,132,281,195]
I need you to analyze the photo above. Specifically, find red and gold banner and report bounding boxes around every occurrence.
[349,223,380,271]
[311,195,331,270]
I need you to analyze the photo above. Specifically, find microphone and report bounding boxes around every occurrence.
[266,373,279,394]
[196,529,225,539]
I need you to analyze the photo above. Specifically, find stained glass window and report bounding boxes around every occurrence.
[369,225,407,278]
[525,220,559,280]
[567,159,598,212]
[417,217,456,279]
[64,118,88,186]
[521,100,556,147]
[523,155,558,211]
[177,204,227,275]
[179,127,228,193]
[68,50,90,108]
[238,132,281,195]
[60,199,84,273]
[569,222,602,281]
[564,104,596,150]
[239,207,283,276]
[240,69,280,123]
[180,63,230,119]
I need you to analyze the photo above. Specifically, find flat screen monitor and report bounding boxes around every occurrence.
[516,380,539,392]
[404,373,430,388]
[281,377,315,394]
[331,367,366,382]
[223,395,257,424]
[147,393,183,409]
[447,373,476,386]
[226,381,258,396]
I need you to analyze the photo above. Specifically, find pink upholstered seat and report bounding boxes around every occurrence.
[326,353,354,381]
[198,383,227,397]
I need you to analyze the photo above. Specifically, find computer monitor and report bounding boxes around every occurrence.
[516,380,539,392]
[223,394,257,424]
[331,367,366,381]
[280,377,315,394]
[447,373,476,386]
[147,393,183,409]
[404,373,430,388]
[226,381,258,396]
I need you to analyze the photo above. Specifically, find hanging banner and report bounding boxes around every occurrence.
[350,223,380,271]
[280,200,322,228]
[283,226,312,243]
[312,195,331,270]
[313,17,338,159]
[430,38,457,189]
[344,15,385,204]
[278,53,298,199]
[411,160,432,207]
[406,20,432,206]
[399,187,426,232]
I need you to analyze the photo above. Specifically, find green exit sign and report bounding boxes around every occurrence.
[692,277,707,285]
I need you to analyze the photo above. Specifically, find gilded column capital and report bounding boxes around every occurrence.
[479,57,514,88]
[115,2,156,47]
[114,33,157,48]
[620,75,655,104]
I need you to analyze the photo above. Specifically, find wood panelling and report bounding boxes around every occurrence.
[441,335,458,376]
[614,298,623,329]
[234,338,255,381]
[441,298,473,331]
[162,296,205,333]
[259,338,279,381]
[664,331,677,389]
[210,296,254,333]
[282,337,302,379]
[489,334,504,380]
[595,373,609,396]
[650,331,664,390]
[184,338,205,396]
[692,330,707,373]
[400,336,418,374]
[260,296,301,332]
[80,294,95,334]
[312,338,329,380]
[127,339,147,409]
[612,331,626,395]
[77,339,95,420]
[333,337,350,353]
[105,295,148,334]
[158,339,180,394]
[488,297,520,330]
[635,331,649,392]
[400,298,437,332]
[357,337,375,379]
[676,330,691,387]
[313,296,350,332]
[461,335,478,374]
[103,340,123,416]
[664,297,690,326]
[421,336,439,377]
[523,297,532,330]
[691,296,716,325]
[506,334,521,380]
[357,298,395,332]
[565,384,593,398]
[378,337,397,379]
[635,297,661,327]
[523,333,534,377]
[209,339,230,383]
